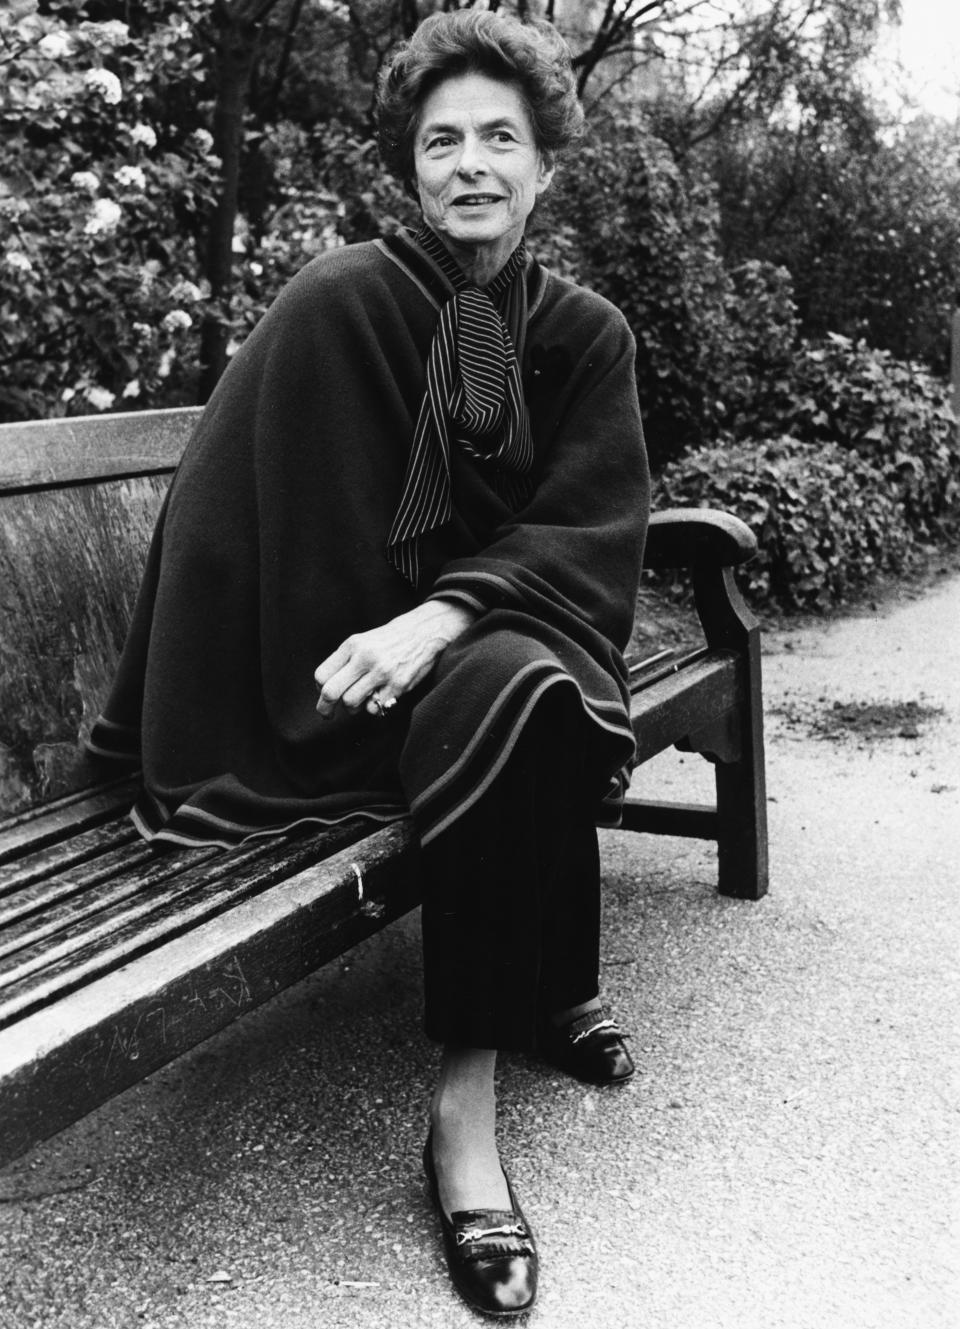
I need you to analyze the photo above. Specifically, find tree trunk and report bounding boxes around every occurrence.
[198,7,261,401]
[265,0,306,118]
[946,304,952,430]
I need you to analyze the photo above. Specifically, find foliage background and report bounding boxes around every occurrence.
[1,0,958,607]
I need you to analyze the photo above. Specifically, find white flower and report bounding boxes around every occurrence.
[70,170,100,194]
[84,68,122,105]
[226,339,242,359]
[170,278,203,304]
[320,223,344,251]
[132,321,153,339]
[248,261,263,276]
[38,32,72,59]
[84,198,122,236]
[122,379,141,399]
[86,386,116,411]
[157,348,176,379]
[4,251,34,274]
[163,309,193,333]
[95,20,130,45]
[137,263,160,294]
[192,128,215,154]
[114,165,146,191]
[81,20,130,47]
[130,124,157,149]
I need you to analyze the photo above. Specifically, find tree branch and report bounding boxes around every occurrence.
[265,0,306,117]
[570,0,670,99]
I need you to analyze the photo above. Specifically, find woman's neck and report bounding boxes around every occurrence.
[430,231,518,288]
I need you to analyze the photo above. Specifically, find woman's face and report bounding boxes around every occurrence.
[412,71,555,280]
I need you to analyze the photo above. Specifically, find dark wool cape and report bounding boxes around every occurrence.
[89,232,650,848]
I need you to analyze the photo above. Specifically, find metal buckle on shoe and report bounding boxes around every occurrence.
[570,1018,618,1045]
[455,1222,527,1247]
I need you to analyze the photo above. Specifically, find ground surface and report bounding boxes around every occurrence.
[1,570,958,1329]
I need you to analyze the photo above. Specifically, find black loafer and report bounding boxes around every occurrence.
[539,1008,635,1085]
[423,1130,538,1319]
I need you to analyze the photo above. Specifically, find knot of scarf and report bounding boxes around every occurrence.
[387,225,533,586]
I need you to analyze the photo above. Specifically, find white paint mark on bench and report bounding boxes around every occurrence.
[351,862,364,902]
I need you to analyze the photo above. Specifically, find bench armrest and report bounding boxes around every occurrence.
[643,508,757,572]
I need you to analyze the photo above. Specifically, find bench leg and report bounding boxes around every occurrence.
[693,565,769,900]
[714,722,768,899]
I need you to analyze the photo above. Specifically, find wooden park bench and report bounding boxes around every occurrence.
[0,407,767,1168]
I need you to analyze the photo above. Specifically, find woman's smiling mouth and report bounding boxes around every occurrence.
[452,193,503,206]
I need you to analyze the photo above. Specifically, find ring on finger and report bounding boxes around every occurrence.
[371,690,397,717]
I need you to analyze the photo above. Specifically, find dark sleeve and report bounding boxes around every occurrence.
[427,305,649,653]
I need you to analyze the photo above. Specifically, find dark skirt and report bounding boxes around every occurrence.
[415,685,602,1051]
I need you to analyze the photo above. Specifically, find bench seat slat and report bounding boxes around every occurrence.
[0,819,143,906]
[630,652,740,763]
[0,782,138,868]
[0,841,215,959]
[0,819,384,1028]
[0,835,302,1004]
[627,646,707,691]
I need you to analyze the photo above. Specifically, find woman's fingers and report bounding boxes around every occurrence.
[313,640,351,693]
[314,643,373,717]
[339,672,385,713]
[315,649,395,719]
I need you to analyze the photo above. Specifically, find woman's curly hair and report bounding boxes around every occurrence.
[376,9,584,192]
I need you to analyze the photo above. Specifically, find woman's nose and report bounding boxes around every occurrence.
[456,134,487,178]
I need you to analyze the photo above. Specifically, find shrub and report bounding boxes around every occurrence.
[225,119,418,347]
[707,109,960,375]
[656,435,918,610]
[0,1,219,420]
[712,259,800,439]
[658,329,960,611]
[750,335,960,543]
[531,118,814,473]
[660,329,960,610]
[534,115,733,469]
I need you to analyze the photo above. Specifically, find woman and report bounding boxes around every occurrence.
[90,9,648,1318]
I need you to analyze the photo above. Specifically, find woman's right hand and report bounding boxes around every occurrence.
[314,599,477,720]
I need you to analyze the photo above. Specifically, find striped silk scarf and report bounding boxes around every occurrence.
[387,224,534,585]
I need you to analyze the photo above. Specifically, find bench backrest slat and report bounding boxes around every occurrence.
[0,407,200,494]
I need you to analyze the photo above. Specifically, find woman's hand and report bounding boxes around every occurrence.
[314,599,477,719]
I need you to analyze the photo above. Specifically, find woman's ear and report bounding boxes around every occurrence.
[536,151,556,196]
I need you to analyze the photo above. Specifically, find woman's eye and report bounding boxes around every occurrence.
[426,135,454,150]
